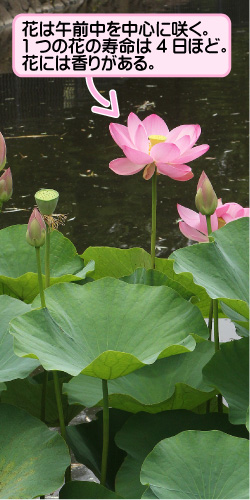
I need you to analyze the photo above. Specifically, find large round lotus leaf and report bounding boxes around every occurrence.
[0,225,93,302]
[140,430,249,499]
[171,218,249,303]
[63,342,215,413]
[0,403,70,499]
[0,295,39,382]
[203,337,249,424]
[59,481,122,499]
[115,410,248,499]
[82,246,214,317]
[10,279,208,379]
[82,246,151,279]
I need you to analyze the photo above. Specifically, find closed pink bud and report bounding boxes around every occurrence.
[195,171,218,216]
[0,132,6,171]
[26,208,46,248]
[0,168,12,204]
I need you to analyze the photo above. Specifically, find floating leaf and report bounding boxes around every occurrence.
[0,403,70,499]
[66,409,130,490]
[141,430,249,499]
[10,279,208,378]
[0,225,90,302]
[203,337,249,424]
[82,246,151,279]
[59,481,122,499]
[63,342,215,413]
[0,295,39,382]
[115,410,248,499]
[171,218,249,303]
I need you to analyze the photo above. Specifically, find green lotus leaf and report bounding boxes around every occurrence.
[1,374,83,426]
[0,295,39,382]
[82,246,217,318]
[66,409,130,490]
[63,342,215,413]
[155,258,213,317]
[0,225,91,302]
[0,383,6,393]
[82,246,151,279]
[115,410,248,499]
[120,268,193,301]
[220,299,249,337]
[140,430,249,499]
[246,407,249,431]
[10,278,208,379]
[59,481,122,499]
[203,337,249,424]
[171,218,249,304]
[0,403,70,499]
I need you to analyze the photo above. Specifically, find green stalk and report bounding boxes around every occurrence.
[213,298,223,412]
[42,223,50,423]
[35,245,70,475]
[45,223,50,288]
[100,379,109,486]
[206,299,214,413]
[208,299,213,341]
[151,170,157,269]
[40,370,48,423]
[53,370,71,482]
[206,215,212,236]
[206,216,222,413]
[35,247,46,308]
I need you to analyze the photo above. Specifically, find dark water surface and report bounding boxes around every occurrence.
[0,0,248,257]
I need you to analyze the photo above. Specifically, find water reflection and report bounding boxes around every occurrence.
[0,2,248,257]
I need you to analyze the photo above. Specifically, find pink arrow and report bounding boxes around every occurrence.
[86,77,120,118]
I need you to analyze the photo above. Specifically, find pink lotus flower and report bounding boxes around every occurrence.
[0,132,6,171]
[109,113,209,181]
[177,200,250,242]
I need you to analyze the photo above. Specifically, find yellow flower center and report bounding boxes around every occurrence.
[149,135,166,150]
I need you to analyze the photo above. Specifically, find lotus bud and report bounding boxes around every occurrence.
[0,132,6,171]
[195,171,218,216]
[0,168,12,204]
[35,188,59,216]
[26,208,46,248]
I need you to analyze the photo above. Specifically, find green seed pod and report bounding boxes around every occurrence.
[35,189,59,216]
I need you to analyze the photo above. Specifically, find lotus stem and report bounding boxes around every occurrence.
[53,370,71,482]
[208,299,213,341]
[40,370,48,423]
[35,247,46,309]
[45,223,50,288]
[206,215,212,236]
[100,379,109,486]
[206,299,214,413]
[213,298,223,412]
[151,170,157,269]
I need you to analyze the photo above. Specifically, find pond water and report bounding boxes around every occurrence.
[0,0,248,259]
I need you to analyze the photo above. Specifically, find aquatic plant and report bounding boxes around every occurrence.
[0,120,248,500]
